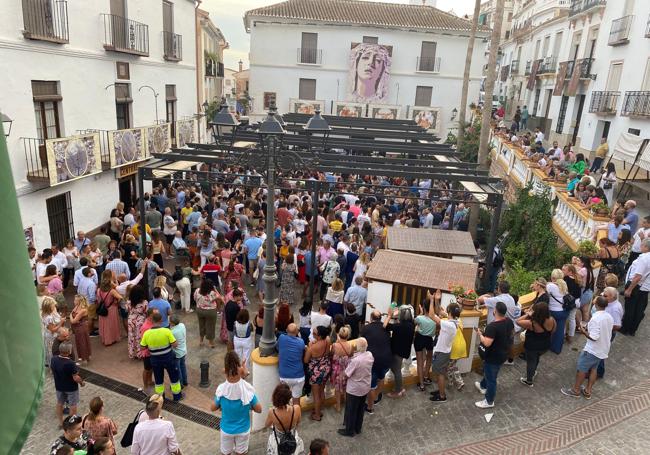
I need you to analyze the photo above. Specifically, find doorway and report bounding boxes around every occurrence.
[571,95,586,145]
[119,175,136,211]
[46,192,74,247]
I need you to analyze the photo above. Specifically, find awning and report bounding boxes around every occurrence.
[152,160,197,178]
[612,132,645,165]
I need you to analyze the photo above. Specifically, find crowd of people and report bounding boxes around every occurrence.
[33,162,649,454]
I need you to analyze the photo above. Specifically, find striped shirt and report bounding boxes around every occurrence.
[105,259,130,278]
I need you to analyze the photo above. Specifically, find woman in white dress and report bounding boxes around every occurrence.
[600,162,617,208]
[233,308,255,370]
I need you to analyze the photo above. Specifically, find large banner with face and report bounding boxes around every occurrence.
[46,133,102,186]
[348,42,392,103]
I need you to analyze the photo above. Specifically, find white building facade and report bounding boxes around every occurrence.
[197,8,227,107]
[0,0,197,250]
[244,0,489,138]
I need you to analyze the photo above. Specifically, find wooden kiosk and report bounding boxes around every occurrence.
[385,227,477,263]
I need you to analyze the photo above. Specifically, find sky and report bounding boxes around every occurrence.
[202,0,478,70]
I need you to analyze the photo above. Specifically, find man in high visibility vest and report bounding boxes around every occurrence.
[140,312,183,401]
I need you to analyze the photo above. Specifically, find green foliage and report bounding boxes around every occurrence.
[456,118,481,163]
[204,99,222,124]
[501,184,571,272]
[576,240,599,258]
[445,130,457,146]
[503,260,545,297]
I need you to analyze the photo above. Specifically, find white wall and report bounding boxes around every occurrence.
[0,0,196,249]
[248,21,487,135]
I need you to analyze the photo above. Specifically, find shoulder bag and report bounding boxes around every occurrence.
[273,406,297,455]
[96,291,109,317]
[120,409,144,447]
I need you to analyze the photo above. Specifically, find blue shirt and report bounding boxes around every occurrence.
[244,237,263,260]
[186,211,201,230]
[149,298,172,327]
[216,394,259,434]
[177,191,186,207]
[277,334,305,379]
[607,223,630,243]
[171,323,187,358]
[304,251,314,277]
[626,209,639,234]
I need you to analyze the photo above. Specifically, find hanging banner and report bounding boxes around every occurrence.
[566,58,583,96]
[144,123,172,155]
[613,132,645,165]
[107,127,148,168]
[368,104,402,120]
[347,42,392,103]
[635,140,650,172]
[553,61,569,96]
[289,99,326,115]
[334,102,366,117]
[175,118,196,148]
[411,107,441,132]
[526,59,541,90]
[500,65,510,82]
[46,133,102,187]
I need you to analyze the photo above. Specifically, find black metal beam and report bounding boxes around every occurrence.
[284,124,436,141]
[282,113,427,131]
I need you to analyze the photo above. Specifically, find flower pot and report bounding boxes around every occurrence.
[459,298,477,310]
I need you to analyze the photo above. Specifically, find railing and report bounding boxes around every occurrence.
[297,48,322,64]
[524,60,532,75]
[621,91,650,117]
[163,31,182,61]
[511,59,520,74]
[22,0,69,43]
[205,59,216,77]
[77,129,110,169]
[569,0,606,17]
[589,91,620,114]
[416,56,441,72]
[512,19,532,40]
[538,56,557,74]
[609,15,633,45]
[511,154,529,186]
[102,13,149,56]
[22,137,49,181]
[564,58,594,79]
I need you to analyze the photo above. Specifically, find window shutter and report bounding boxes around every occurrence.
[414,86,432,106]
[299,79,316,100]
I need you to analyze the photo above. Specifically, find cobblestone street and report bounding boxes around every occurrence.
[23,311,650,455]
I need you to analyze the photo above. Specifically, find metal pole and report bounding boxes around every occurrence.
[137,167,148,296]
[482,194,503,293]
[259,139,279,356]
[307,182,319,306]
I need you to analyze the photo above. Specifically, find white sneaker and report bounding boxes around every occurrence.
[475,399,494,409]
[503,359,515,366]
[474,381,486,394]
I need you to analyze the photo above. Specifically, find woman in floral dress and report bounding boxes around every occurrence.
[222,260,245,294]
[305,325,331,421]
[330,326,353,412]
[127,285,148,359]
[41,297,62,367]
[70,294,92,363]
[220,282,249,343]
[278,254,297,305]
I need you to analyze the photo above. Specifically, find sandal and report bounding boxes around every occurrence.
[310,413,322,421]
[417,383,426,392]
[582,389,592,400]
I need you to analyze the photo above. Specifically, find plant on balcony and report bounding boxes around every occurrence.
[575,240,599,259]
[449,283,478,309]
[502,260,544,297]
[590,202,610,217]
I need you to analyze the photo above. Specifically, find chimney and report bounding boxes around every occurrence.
[238,60,243,72]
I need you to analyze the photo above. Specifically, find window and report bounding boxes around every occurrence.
[114,83,132,129]
[642,58,650,91]
[556,96,569,134]
[263,92,277,110]
[299,78,316,100]
[532,89,541,116]
[162,1,174,33]
[418,41,437,71]
[116,61,130,80]
[362,36,378,44]
[300,32,318,64]
[628,128,641,136]
[32,80,62,141]
[165,85,176,131]
[414,86,433,106]
[46,192,74,249]
[606,62,623,91]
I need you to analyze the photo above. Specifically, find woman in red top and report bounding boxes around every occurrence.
[222,260,244,294]
[96,270,122,346]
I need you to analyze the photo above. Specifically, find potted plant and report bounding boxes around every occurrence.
[449,284,479,310]
[575,240,599,259]
[590,201,610,217]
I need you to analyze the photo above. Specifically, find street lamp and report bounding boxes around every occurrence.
[209,97,240,146]
[138,85,160,123]
[1,112,13,137]
[451,108,458,121]
[303,109,331,153]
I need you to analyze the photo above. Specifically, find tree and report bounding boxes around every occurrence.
[457,0,481,152]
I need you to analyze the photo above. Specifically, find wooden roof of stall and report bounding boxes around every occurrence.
[366,249,477,291]
[386,227,477,257]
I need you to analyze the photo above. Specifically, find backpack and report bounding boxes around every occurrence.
[492,247,504,269]
[273,407,297,455]
[551,292,576,312]
[96,292,109,317]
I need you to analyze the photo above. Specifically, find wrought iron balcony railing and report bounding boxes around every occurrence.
[102,13,149,56]
[621,91,650,117]
[569,0,606,17]
[22,0,69,43]
[163,31,182,61]
[538,56,558,74]
[297,48,322,64]
[416,56,441,72]
[589,91,620,115]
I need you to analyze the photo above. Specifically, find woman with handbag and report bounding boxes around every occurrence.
[516,302,556,387]
[96,270,123,346]
[82,396,118,454]
[547,269,570,354]
[265,383,304,455]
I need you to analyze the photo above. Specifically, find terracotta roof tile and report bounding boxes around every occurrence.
[245,0,489,33]
[386,227,477,257]
[366,249,477,291]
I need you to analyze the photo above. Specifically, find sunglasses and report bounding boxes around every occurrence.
[65,415,82,424]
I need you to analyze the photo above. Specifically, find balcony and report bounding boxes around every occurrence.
[102,14,149,56]
[417,56,441,73]
[22,137,48,182]
[163,31,182,61]
[538,56,557,74]
[297,48,322,65]
[22,0,69,43]
[511,59,520,75]
[217,62,224,78]
[589,91,620,115]
[621,91,650,117]
[524,60,532,75]
[609,15,633,46]
[205,59,216,77]
[569,0,606,18]
[564,58,594,79]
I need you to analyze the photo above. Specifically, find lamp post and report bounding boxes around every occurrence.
[1,113,13,137]
[138,85,160,123]
[209,97,239,146]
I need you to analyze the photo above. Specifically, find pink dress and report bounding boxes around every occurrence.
[330,342,352,392]
[97,289,121,346]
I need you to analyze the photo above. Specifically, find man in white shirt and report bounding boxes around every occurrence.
[621,239,650,335]
[124,207,136,229]
[534,128,544,144]
[36,249,54,283]
[422,208,434,228]
[310,302,333,341]
[596,287,623,379]
[51,244,67,274]
[627,215,650,269]
[561,296,613,399]
[132,399,181,455]
[105,251,130,278]
[428,302,461,402]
